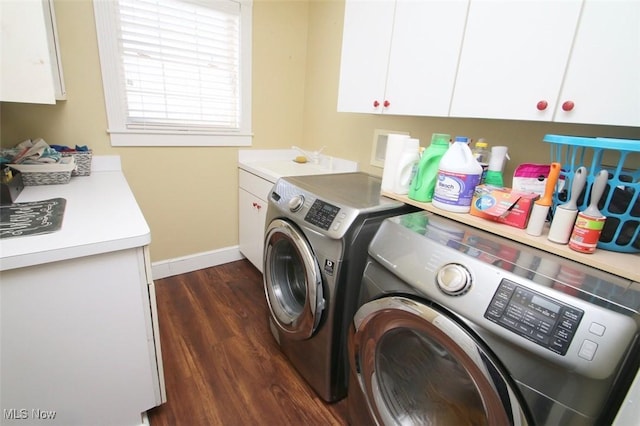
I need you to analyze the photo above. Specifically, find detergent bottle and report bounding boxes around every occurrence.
[408,133,450,202]
[432,136,483,213]
[392,138,420,194]
[484,146,510,187]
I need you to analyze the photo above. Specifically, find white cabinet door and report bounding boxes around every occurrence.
[384,0,467,116]
[239,188,267,272]
[554,0,640,127]
[0,0,65,104]
[338,0,467,116]
[450,0,582,121]
[337,0,395,114]
[1,248,162,425]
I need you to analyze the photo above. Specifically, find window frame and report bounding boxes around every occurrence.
[93,0,252,147]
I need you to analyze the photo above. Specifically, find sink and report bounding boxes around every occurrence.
[239,149,358,182]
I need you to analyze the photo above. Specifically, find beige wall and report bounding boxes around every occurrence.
[2,0,639,264]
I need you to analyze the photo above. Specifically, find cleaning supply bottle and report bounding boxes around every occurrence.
[432,136,483,213]
[381,133,411,192]
[471,138,490,183]
[392,138,420,195]
[408,133,450,202]
[484,146,510,187]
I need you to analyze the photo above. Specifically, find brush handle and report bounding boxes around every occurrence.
[583,170,608,218]
[538,162,561,206]
[564,167,587,211]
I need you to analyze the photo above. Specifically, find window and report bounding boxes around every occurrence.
[93,0,252,146]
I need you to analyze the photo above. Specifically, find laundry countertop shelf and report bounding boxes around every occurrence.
[382,191,640,283]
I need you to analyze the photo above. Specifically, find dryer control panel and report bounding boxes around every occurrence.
[304,199,341,230]
[485,279,584,356]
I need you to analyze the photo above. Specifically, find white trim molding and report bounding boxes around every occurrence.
[151,246,247,280]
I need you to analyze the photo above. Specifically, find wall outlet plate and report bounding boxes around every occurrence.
[370,129,410,168]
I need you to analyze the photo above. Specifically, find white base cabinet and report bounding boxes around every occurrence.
[238,169,272,273]
[0,158,165,426]
[1,247,165,426]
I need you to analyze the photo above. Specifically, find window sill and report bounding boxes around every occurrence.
[107,131,253,147]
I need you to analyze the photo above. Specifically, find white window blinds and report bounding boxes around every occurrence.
[94,0,252,146]
[117,0,241,131]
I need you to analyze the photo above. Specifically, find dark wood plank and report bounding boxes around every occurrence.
[147,260,348,425]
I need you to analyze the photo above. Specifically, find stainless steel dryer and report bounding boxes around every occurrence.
[347,211,640,425]
[263,172,416,402]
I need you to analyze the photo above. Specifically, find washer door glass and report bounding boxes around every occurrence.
[264,219,324,339]
[350,296,529,426]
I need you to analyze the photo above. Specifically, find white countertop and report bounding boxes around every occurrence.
[0,156,150,271]
[238,149,358,182]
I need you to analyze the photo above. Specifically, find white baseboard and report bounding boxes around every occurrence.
[151,246,245,280]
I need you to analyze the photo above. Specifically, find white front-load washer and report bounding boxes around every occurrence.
[347,211,640,425]
[263,172,417,402]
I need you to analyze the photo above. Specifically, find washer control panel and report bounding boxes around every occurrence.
[485,279,584,356]
[304,199,340,230]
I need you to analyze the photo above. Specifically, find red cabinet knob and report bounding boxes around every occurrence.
[536,100,548,111]
[562,101,575,111]
[373,100,380,108]
[383,100,390,108]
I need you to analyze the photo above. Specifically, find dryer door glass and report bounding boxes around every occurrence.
[350,296,529,426]
[264,219,324,339]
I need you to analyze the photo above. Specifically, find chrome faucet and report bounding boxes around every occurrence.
[292,145,326,165]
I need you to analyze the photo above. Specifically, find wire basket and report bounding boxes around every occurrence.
[545,134,640,253]
[61,150,92,176]
[9,156,76,186]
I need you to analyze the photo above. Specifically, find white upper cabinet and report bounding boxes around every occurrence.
[337,0,468,116]
[450,0,582,121]
[338,0,640,127]
[554,0,640,127]
[0,0,66,104]
[337,1,395,114]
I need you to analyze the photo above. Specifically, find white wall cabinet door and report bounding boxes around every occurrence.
[384,0,468,116]
[337,0,395,114]
[338,0,467,116]
[449,0,582,121]
[0,0,66,104]
[554,0,640,127]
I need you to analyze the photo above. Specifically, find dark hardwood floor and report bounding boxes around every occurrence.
[147,259,348,425]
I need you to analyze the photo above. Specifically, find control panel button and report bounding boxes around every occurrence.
[589,322,606,336]
[578,340,598,361]
[437,264,472,296]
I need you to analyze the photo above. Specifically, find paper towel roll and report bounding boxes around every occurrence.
[381,133,411,192]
